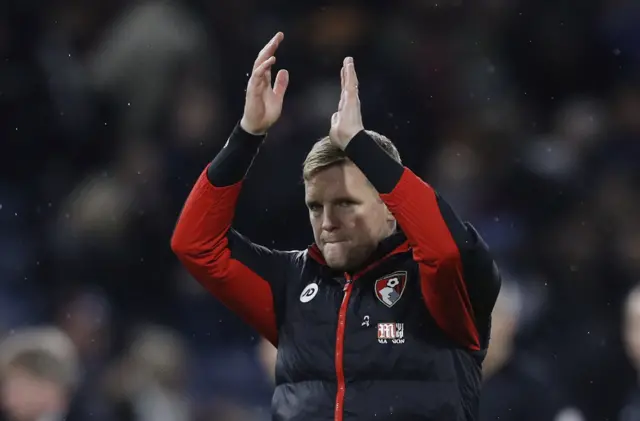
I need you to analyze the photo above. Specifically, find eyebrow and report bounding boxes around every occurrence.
[305,197,360,207]
[305,200,320,207]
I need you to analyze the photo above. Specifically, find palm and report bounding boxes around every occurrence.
[241,33,289,135]
[330,57,364,149]
[255,87,281,126]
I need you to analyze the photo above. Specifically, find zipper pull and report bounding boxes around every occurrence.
[343,274,352,291]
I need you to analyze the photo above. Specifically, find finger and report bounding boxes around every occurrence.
[273,69,289,99]
[344,57,359,92]
[352,62,359,89]
[254,56,276,79]
[255,32,283,68]
[340,66,345,91]
[264,66,272,89]
[345,64,357,91]
[248,56,276,92]
[253,32,284,71]
[338,89,345,111]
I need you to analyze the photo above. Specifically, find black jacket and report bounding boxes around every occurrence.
[171,124,502,421]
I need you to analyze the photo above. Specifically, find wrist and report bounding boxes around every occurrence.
[340,128,365,150]
[240,117,267,136]
[343,130,404,194]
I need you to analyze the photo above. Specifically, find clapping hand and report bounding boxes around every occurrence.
[329,57,365,149]
[240,32,289,136]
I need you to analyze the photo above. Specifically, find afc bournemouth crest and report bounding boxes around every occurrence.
[374,271,407,308]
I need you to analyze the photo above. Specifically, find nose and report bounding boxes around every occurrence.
[321,207,339,232]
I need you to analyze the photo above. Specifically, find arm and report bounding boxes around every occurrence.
[172,32,291,346]
[344,131,501,351]
[171,124,293,346]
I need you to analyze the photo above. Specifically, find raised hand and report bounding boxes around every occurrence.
[240,32,289,135]
[329,57,365,149]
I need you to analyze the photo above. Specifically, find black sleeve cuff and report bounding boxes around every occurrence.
[207,122,265,186]
[343,130,405,194]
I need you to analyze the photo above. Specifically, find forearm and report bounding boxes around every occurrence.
[343,130,404,195]
[171,124,281,344]
[207,122,266,187]
[173,123,264,252]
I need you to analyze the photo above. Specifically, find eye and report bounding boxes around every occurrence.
[336,200,355,207]
[307,202,322,212]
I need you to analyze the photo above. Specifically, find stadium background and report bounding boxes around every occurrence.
[2,0,640,419]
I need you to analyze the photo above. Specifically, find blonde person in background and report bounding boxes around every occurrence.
[0,327,80,421]
[620,284,640,421]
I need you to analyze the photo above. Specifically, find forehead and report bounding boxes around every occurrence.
[304,163,370,199]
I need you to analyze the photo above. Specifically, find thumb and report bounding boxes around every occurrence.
[273,69,289,99]
[331,112,339,126]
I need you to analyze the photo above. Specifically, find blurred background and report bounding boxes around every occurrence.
[2,0,640,420]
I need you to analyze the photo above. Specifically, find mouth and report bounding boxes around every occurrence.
[323,239,347,244]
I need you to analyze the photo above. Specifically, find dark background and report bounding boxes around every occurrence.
[2,0,640,419]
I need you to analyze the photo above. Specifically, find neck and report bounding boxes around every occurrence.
[347,230,406,275]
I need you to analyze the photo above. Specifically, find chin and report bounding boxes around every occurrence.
[325,260,349,272]
[320,243,350,269]
[322,243,367,272]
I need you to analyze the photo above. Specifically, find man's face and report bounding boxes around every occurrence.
[1,367,63,421]
[305,162,394,271]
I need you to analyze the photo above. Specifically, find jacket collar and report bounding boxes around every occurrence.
[308,231,410,278]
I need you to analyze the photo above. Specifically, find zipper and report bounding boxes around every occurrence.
[332,243,409,421]
[334,273,353,421]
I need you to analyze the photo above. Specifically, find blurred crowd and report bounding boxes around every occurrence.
[2,0,640,420]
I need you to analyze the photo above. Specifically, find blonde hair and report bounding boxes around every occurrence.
[302,131,401,181]
[0,326,80,391]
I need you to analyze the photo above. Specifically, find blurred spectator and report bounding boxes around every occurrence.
[103,324,190,421]
[480,282,579,421]
[620,284,640,420]
[0,327,80,421]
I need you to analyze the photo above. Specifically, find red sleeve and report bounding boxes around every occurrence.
[380,169,483,350]
[344,131,500,351]
[171,168,290,346]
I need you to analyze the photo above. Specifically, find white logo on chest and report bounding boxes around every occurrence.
[300,283,319,303]
[374,271,408,308]
[377,323,405,344]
